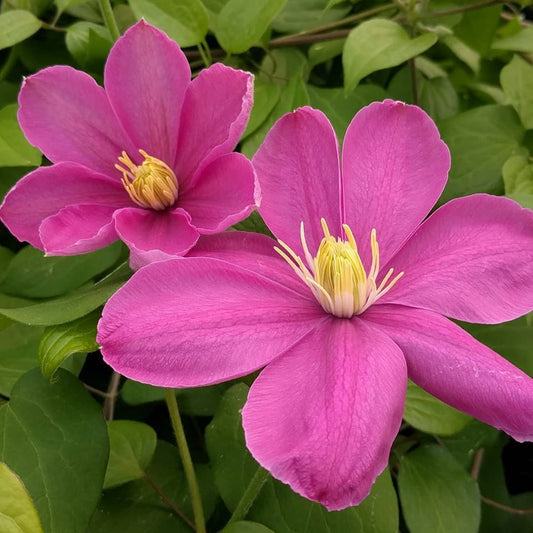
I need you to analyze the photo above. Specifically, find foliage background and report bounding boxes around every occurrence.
[0,0,532,532]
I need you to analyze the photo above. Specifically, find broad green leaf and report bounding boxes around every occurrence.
[0,104,41,166]
[216,0,287,53]
[54,0,87,15]
[272,0,350,33]
[501,154,533,209]
[260,48,309,82]
[38,310,99,380]
[441,34,480,74]
[242,79,281,139]
[493,27,533,52]
[65,22,112,69]
[104,420,157,489]
[129,0,208,47]
[90,440,218,533]
[0,462,43,533]
[1,242,122,298]
[121,379,228,415]
[307,84,388,140]
[4,0,52,17]
[398,445,480,533]
[0,262,130,326]
[453,4,501,55]
[0,369,109,533]
[404,381,471,436]
[439,105,524,202]
[206,384,399,532]
[0,10,41,50]
[0,247,14,284]
[0,323,42,396]
[308,38,345,67]
[343,19,437,92]
[232,210,273,236]
[501,55,533,129]
[222,522,275,533]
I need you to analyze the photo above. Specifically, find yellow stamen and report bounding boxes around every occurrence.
[275,219,403,318]
[116,149,178,210]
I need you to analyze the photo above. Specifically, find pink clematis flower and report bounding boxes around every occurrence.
[97,101,533,510]
[0,20,256,268]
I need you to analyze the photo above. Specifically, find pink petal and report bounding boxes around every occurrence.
[175,63,253,187]
[18,66,136,177]
[364,305,533,442]
[189,231,313,298]
[104,21,190,165]
[342,100,450,267]
[253,107,342,258]
[179,152,256,233]
[40,204,118,254]
[0,163,129,249]
[381,194,533,323]
[243,317,407,510]
[98,258,324,386]
[113,207,200,269]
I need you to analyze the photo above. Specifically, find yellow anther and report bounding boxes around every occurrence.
[275,219,403,318]
[116,150,178,210]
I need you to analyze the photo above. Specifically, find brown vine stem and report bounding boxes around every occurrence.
[144,473,196,530]
[103,371,121,421]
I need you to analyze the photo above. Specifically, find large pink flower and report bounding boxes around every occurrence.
[0,21,256,268]
[97,101,533,510]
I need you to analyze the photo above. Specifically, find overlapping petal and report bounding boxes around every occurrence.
[342,100,450,267]
[243,317,406,510]
[175,63,253,187]
[179,152,256,233]
[18,66,136,177]
[98,258,324,387]
[104,20,190,165]
[0,163,130,249]
[253,107,342,258]
[381,194,533,323]
[113,207,199,269]
[364,305,533,442]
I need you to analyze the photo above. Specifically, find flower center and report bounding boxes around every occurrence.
[275,219,403,318]
[116,150,178,210]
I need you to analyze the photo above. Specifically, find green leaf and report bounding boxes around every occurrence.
[438,105,525,202]
[0,369,109,533]
[242,79,281,139]
[272,0,350,33]
[501,154,533,209]
[0,104,41,166]
[0,322,42,396]
[343,19,437,92]
[231,210,272,236]
[0,10,41,50]
[222,522,275,533]
[501,55,533,130]
[398,445,481,533]
[104,420,157,489]
[308,38,345,68]
[404,381,472,436]
[493,27,533,53]
[65,22,112,69]
[0,247,14,285]
[54,0,87,15]
[38,310,99,380]
[1,242,122,298]
[441,34,480,74]
[129,0,208,47]
[206,384,399,532]
[216,0,287,53]
[0,262,130,326]
[90,440,218,533]
[453,4,501,55]
[0,462,43,533]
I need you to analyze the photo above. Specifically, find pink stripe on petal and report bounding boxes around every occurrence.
[18,66,136,177]
[189,231,314,299]
[175,64,253,188]
[0,163,129,249]
[104,21,190,165]
[382,194,533,323]
[98,258,324,387]
[253,106,342,258]
[364,305,533,442]
[243,317,406,510]
[179,152,256,233]
[113,207,199,269]
[342,100,450,267]
[40,204,118,255]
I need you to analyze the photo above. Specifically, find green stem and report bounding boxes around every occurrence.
[228,467,270,524]
[98,0,120,42]
[165,389,206,533]
[196,42,211,68]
